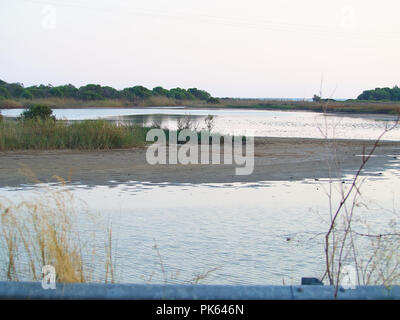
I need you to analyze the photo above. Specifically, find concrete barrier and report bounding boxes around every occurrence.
[0,282,399,300]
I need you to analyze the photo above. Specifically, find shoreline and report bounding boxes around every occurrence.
[2,105,400,117]
[1,137,399,188]
[2,99,400,116]
[2,105,400,124]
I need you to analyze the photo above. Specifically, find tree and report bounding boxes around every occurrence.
[26,86,46,98]
[122,86,152,101]
[0,86,11,99]
[390,86,400,101]
[374,88,391,100]
[152,86,170,97]
[55,84,78,98]
[0,78,218,104]
[101,86,120,99]
[49,87,64,98]
[188,88,211,100]
[20,90,33,99]
[5,83,25,98]
[77,84,104,100]
[312,94,322,102]
[169,88,194,100]
[357,86,400,101]
[207,97,220,104]
[357,90,373,100]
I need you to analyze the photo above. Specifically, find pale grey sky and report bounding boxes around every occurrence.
[0,0,399,98]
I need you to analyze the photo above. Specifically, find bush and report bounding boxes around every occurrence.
[21,104,55,121]
[207,97,220,104]
[0,86,11,99]
[20,90,33,99]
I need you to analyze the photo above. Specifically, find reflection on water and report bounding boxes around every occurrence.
[1,165,399,285]
[2,108,400,140]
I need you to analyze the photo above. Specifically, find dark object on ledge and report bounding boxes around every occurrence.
[301,277,324,286]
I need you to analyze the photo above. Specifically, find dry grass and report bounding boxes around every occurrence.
[317,100,400,296]
[0,175,115,283]
[197,98,400,114]
[143,96,180,107]
[21,98,130,109]
[0,99,23,109]
[1,97,208,109]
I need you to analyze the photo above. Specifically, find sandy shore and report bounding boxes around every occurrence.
[0,137,399,187]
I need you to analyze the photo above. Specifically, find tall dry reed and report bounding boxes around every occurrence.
[0,176,116,283]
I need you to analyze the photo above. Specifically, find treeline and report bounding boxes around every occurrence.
[0,79,219,103]
[357,86,400,101]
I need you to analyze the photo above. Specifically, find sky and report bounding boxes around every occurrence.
[0,0,399,99]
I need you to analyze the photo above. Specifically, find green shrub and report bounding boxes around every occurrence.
[21,104,55,121]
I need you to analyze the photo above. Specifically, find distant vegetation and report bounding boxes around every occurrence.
[312,95,336,103]
[357,86,400,101]
[0,79,219,107]
[1,79,400,115]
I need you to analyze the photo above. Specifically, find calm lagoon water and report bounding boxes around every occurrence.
[3,107,400,141]
[1,161,399,285]
[1,107,399,284]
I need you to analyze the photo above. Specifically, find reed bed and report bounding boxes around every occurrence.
[0,119,150,151]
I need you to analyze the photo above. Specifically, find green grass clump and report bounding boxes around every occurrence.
[0,119,150,151]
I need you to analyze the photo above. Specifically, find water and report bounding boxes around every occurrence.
[1,162,399,285]
[1,107,399,285]
[2,107,400,140]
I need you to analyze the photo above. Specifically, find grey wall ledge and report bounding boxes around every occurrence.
[0,282,399,300]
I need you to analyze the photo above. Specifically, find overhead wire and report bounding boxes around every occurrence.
[16,0,400,41]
